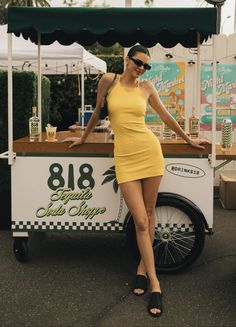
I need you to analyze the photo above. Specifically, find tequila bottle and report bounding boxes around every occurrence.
[29,106,40,142]
[176,106,185,139]
[163,123,172,138]
[163,105,172,138]
[189,106,199,138]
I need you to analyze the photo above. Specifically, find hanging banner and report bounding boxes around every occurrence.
[142,62,185,124]
[201,63,236,130]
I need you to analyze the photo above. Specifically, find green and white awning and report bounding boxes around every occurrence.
[7,7,217,48]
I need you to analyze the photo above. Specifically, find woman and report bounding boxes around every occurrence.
[64,45,207,317]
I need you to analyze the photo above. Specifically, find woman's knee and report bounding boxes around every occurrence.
[145,206,155,220]
[135,216,149,233]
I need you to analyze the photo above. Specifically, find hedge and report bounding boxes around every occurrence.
[48,55,124,129]
[0,70,50,151]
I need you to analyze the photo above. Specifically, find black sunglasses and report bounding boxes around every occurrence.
[129,57,152,70]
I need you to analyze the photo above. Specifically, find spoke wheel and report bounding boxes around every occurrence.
[154,196,205,273]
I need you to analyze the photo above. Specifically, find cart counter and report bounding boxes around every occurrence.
[13,131,212,156]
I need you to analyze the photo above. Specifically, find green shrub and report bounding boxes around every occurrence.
[0,70,50,151]
[48,75,80,130]
[98,54,124,73]
[48,54,124,129]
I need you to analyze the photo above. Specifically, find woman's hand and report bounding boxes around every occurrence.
[188,138,210,150]
[62,137,83,148]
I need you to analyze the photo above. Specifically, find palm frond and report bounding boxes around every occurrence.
[106,165,115,171]
[103,169,116,176]
[113,179,119,193]
[101,174,116,185]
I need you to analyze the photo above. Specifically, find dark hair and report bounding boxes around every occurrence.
[127,45,150,58]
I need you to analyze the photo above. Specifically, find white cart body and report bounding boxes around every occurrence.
[12,154,213,235]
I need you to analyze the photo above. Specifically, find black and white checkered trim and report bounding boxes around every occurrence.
[11,220,124,232]
[12,221,193,233]
[156,223,194,232]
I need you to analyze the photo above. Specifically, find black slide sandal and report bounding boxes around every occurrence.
[147,292,163,318]
[132,274,147,296]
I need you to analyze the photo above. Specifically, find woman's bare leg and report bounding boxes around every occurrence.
[120,178,162,314]
[136,176,162,290]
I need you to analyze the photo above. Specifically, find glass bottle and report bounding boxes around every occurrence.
[29,106,40,142]
[176,106,186,139]
[189,106,199,138]
[163,106,172,138]
[221,118,232,149]
[163,123,172,139]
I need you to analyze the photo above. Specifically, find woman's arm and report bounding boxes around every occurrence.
[63,73,115,148]
[147,82,208,149]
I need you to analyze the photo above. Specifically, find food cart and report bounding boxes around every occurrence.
[4,7,222,274]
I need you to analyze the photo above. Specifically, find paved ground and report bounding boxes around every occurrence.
[0,198,236,327]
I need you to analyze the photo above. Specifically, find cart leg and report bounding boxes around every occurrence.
[13,232,29,263]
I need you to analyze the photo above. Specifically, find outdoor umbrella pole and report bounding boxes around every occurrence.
[37,32,42,134]
[7,32,14,165]
[211,34,217,168]
[81,61,85,130]
[196,32,201,122]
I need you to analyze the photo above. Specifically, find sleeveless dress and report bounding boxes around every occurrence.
[107,76,164,184]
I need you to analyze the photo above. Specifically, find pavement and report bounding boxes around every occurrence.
[0,197,236,327]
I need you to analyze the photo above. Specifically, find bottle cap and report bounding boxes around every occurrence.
[222,119,232,124]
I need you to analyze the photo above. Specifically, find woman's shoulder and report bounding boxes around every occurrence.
[101,72,118,83]
[140,79,151,86]
[140,79,155,91]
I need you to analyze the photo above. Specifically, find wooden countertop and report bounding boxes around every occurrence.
[13,131,212,156]
[216,144,236,160]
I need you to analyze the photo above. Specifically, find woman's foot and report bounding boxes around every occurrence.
[148,292,163,317]
[132,274,148,296]
[148,279,162,316]
[133,261,147,295]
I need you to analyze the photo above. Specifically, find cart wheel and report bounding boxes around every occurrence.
[13,237,29,263]
[126,194,205,274]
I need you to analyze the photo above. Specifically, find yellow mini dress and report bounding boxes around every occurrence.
[107,76,164,184]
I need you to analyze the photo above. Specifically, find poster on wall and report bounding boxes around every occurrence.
[142,62,185,124]
[201,63,236,131]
